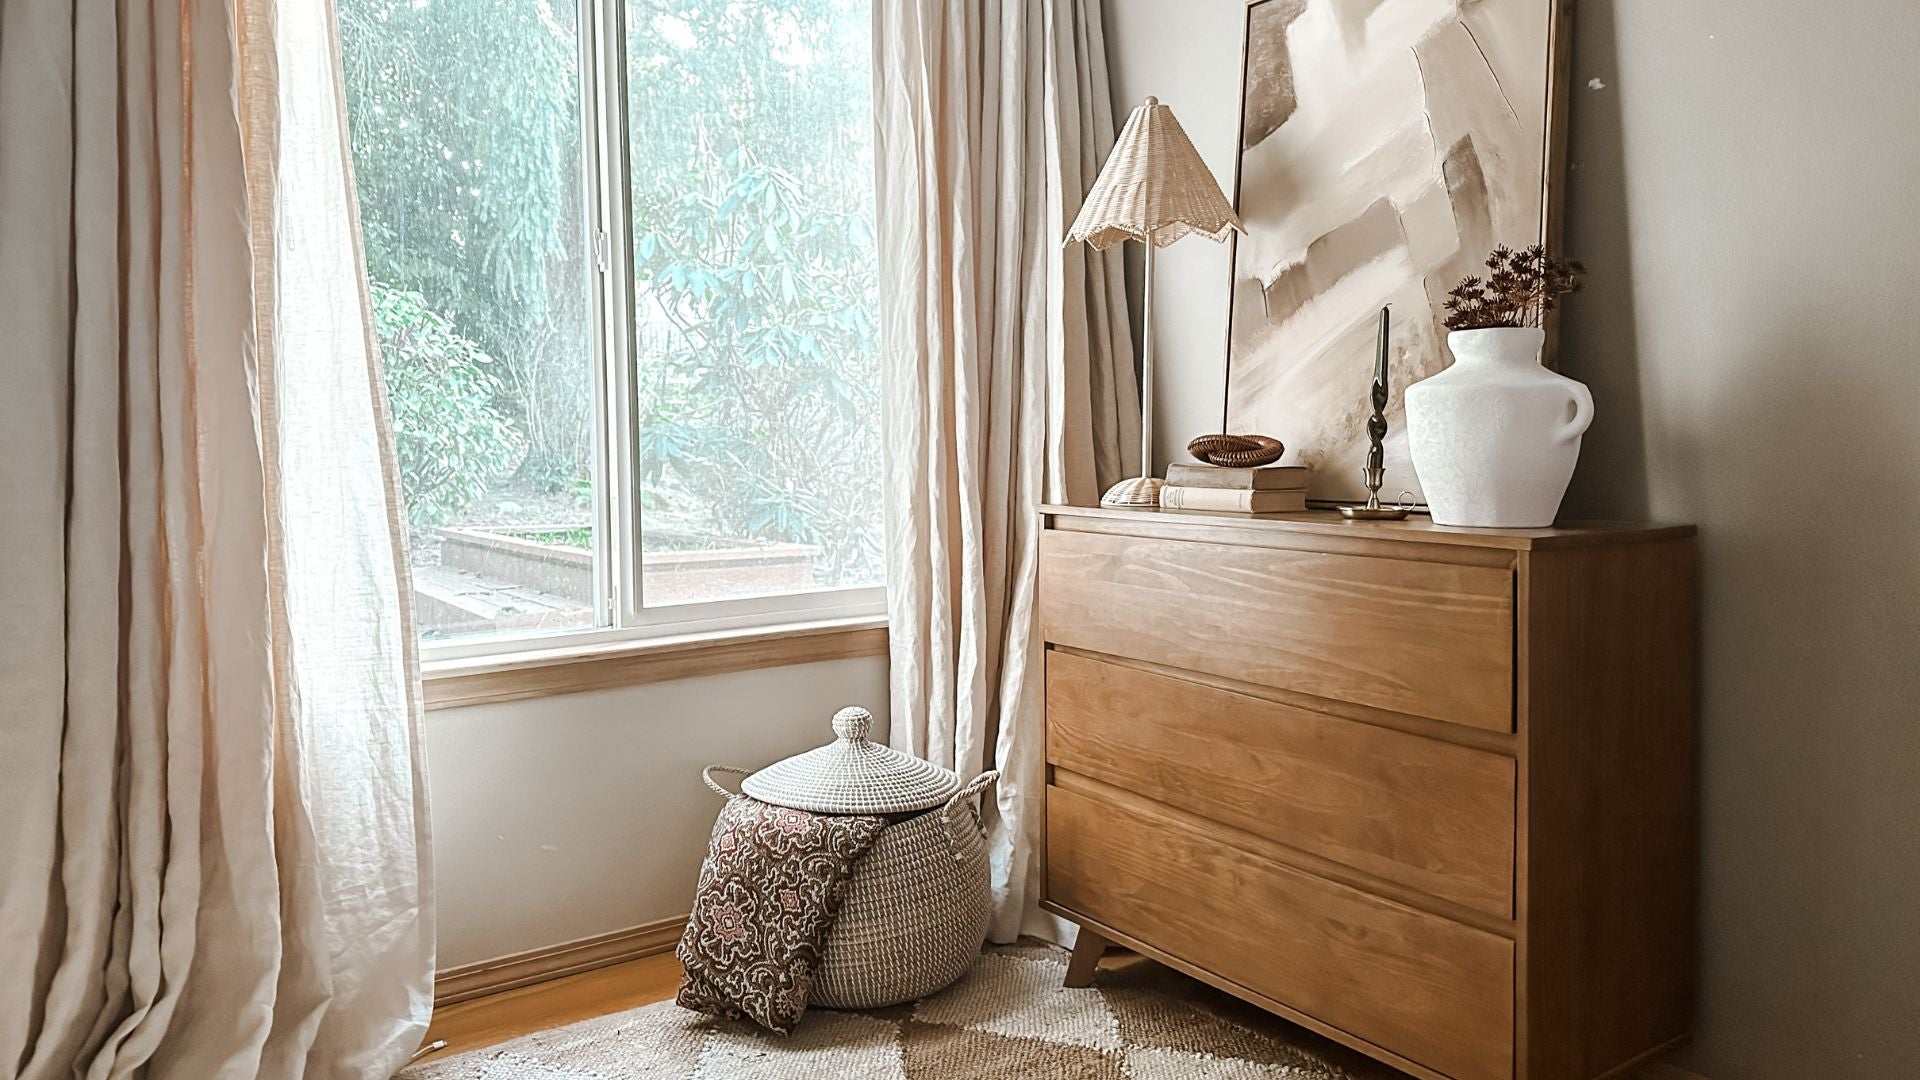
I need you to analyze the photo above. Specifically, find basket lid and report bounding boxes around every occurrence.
[740,706,961,814]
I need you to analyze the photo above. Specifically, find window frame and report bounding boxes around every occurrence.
[416,0,887,665]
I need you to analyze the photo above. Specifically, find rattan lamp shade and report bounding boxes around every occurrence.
[1066,97,1243,250]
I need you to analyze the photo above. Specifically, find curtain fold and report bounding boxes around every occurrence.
[872,0,1138,943]
[0,1,432,1076]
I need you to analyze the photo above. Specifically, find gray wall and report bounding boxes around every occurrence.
[1103,3,1920,1077]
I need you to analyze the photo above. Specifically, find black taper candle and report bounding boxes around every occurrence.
[1365,307,1390,481]
[1373,305,1391,387]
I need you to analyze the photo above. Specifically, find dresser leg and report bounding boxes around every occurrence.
[1063,927,1109,988]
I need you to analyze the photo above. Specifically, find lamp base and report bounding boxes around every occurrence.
[1101,476,1164,508]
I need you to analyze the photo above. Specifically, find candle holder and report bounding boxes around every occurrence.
[1341,306,1411,521]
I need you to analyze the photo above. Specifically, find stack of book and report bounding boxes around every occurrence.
[1159,462,1308,513]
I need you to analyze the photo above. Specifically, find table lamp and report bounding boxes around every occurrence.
[1066,96,1244,507]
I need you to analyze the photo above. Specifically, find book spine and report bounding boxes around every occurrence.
[1164,466,1308,490]
[1160,487,1259,512]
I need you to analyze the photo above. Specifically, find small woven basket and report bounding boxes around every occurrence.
[701,707,998,1009]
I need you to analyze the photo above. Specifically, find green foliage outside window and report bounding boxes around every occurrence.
[372,284,524,528]
[625,0,882,584]
[339,0,882,589]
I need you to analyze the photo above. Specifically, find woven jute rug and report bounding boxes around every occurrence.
[403,942,1407,1079]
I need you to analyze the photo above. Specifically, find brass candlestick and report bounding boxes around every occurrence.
[1341,306,1411,521]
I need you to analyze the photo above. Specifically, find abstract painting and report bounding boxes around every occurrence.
[1224,0,1568,504]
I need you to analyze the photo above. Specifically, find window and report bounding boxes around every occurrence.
[339,0,884,651]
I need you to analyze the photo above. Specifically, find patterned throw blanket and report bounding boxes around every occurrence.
[675,796,887,1034]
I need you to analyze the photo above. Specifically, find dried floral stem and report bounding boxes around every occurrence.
[1443,245,1585,331]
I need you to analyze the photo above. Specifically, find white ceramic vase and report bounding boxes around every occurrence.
[1405,327,1594,528]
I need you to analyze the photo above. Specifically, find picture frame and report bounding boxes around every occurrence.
[1221,0,1575,507]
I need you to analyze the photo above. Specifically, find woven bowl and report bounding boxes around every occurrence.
[1187,433,1285,468]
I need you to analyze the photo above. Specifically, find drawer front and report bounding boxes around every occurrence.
[1038,528,1515,731]
[1048,785,1514,1080]
[1046,651,1516,917]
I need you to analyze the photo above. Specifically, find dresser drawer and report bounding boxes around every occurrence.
[1038,528,1514,731]
[1046,650,1516,916]
[1048,785,1514,1080]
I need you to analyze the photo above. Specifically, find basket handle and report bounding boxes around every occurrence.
[939,770,1000,862]
[702,765,753,798]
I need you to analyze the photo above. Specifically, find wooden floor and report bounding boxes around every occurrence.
[414,953,1709,1079]
[416,953,682,1065]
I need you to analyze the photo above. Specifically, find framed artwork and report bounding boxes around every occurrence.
[1223,0,1573,505]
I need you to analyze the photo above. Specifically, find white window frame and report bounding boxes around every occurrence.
[422,0,886,664]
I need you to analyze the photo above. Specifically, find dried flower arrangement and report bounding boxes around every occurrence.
[1442,245,1585,331]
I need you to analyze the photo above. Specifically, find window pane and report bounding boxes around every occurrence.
[625,0,884,607]
[340,0,601,641]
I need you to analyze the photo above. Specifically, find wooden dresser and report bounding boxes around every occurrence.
[1038,505,1696,1080]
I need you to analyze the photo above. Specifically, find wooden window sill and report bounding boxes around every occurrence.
[421,616,889,710]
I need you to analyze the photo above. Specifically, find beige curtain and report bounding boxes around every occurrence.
[873,0,1138,942]
[0,1,432,1077]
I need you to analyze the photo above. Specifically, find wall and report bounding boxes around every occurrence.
[427,657,888,968]
[1102,2,1920,1078]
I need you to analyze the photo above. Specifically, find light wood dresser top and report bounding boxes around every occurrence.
[1042,503,1696,550]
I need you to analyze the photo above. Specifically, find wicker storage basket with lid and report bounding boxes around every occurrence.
[702,706,998,1009]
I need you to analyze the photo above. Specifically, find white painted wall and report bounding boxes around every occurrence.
[427,656,888,967]
[1103,2,1920,1077]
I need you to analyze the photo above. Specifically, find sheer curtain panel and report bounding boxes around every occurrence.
[872,0,1139,943]
[0,1,432,1077]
